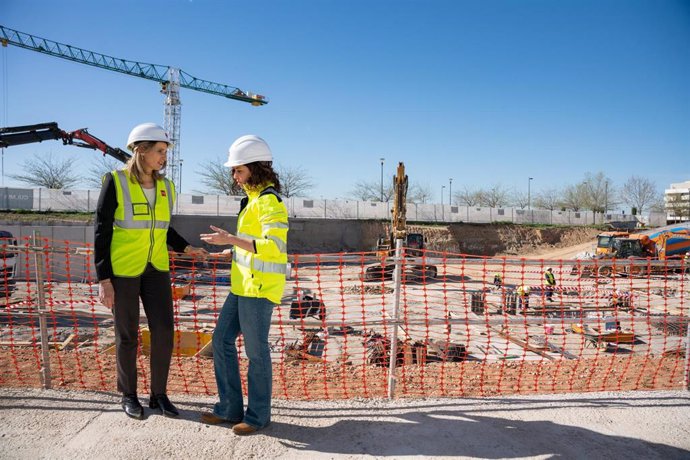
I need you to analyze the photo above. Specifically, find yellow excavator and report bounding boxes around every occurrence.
[363,162,438,282]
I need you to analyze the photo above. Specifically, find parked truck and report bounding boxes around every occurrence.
[574,229,690,278]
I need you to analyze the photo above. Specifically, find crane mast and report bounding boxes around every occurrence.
[0,24,268,190]
[163,68,182,191]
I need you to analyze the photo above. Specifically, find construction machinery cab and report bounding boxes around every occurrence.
[405,233,425,257]
[610,238,646,259]
[596,231,631,255]
[376,232,426,257]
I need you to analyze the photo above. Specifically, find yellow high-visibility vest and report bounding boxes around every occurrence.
[231,185,288,304]
[110,170,174,277]
[517,285,531,297]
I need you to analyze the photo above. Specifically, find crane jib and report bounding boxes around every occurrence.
[0,25,268,105]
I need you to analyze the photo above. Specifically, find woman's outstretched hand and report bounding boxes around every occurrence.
[200,225,235,246]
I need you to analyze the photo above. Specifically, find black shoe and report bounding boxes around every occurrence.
[149,394,179,417]
[121,394,144,420]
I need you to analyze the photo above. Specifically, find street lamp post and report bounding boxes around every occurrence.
[379,157,385,202]
[449,178,453,205]
[441,185,446,221]
[528,177,533,210]
[179,159,184,193]
[604,180,608,219]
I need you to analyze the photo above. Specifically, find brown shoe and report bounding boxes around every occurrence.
[232,422,258,435]
[200,412,241,425]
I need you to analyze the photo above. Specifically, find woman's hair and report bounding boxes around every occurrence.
[125,141,165,184]
[231,161,281,195]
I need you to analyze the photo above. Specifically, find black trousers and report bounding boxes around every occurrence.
[112,264,174,396]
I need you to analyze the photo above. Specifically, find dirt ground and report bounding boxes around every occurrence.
[411,223,601,256]
[2,387,688,459]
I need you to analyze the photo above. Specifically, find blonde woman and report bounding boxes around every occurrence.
[94,123,206,419]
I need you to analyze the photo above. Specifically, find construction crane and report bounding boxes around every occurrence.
[0,24,268,190]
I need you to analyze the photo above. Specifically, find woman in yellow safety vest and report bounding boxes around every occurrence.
[94,123,206,420]
[199,135,288,436]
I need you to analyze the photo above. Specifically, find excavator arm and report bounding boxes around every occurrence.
[391,162,408,241]
[0,122,131,163]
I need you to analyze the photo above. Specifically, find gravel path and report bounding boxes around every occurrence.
[1,388,689,459]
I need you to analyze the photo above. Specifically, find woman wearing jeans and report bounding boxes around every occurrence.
[199,135,288,435]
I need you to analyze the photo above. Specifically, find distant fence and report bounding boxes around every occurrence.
[1,236,688,399]
[0,186,652,225]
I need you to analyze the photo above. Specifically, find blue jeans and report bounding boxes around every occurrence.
[212,292,274,428]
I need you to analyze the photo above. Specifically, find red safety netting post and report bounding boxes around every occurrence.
[335,252,351,399]
[31,231,52,388]
[42,239,68,387]
[357,252,372,398]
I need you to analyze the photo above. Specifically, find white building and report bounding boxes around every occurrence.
[664,180,690,222]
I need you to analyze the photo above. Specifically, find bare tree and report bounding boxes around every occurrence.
[349,180,393,202]
[275,163,315,198]
[534,188,562,211]
[478,185,510,207]
[561,183,588,211]
[580,172,612,213]
[408,182,433,204]
[196,157,234,195]
[455,186,482,206]
[9,153,82,189]
[513,190,529,209]
[619,175,658,215]
[86,156,122,188]
[196,157,314,197]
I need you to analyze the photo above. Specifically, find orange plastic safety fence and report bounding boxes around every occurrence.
[0,240,688,400]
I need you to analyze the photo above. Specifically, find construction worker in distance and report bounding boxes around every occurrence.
[516,284,531,313]
[544,267,556,302]
[493,272,503,288]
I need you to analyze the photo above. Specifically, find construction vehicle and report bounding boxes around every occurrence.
[0,122,131,163]
[363,163,437,282]
[573,229,690,277]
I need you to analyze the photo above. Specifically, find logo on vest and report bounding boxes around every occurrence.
[161,190,167,197]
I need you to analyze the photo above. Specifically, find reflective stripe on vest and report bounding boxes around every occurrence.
[237,231,287,254]
[233,251,288,275]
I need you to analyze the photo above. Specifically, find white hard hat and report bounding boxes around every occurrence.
[127,123,172,150]
[224,135,272,167]
[546,267,553,271]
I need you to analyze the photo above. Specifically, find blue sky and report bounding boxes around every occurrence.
[1,0,689,203]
